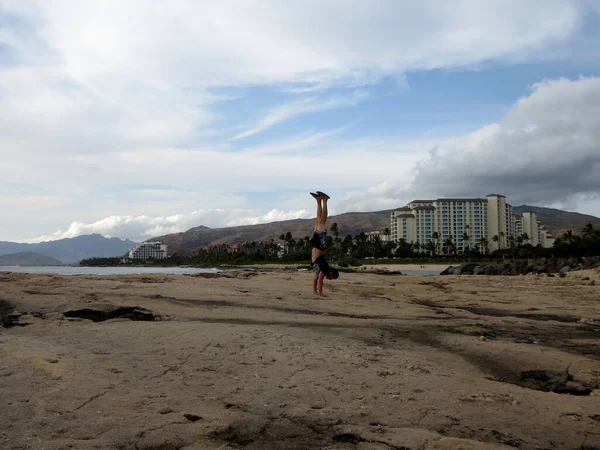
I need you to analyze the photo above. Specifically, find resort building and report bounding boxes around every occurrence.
[520,211,555,248]
[390,194,554,253]
[128,241,168,260]
[365,230,392,242]
[521,212,540,246]
[391,197,489,253]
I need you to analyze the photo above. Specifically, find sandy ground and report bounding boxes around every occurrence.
[1,269,599,450]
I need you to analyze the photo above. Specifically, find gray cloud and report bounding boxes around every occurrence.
[411,77,600,206]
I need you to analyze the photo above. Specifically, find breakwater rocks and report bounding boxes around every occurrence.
[441,256,600,276]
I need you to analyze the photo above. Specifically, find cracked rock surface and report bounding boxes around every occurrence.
[0,270,599,449]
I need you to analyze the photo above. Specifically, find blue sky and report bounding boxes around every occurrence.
[1,0,600,242]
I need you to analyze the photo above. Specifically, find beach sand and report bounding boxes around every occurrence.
[1,269,599,449]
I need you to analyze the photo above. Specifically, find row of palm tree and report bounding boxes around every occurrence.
[551,223,600,257]
[193,222,600,265]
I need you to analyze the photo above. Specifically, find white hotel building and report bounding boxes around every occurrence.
[128,241,168,260]
[390,194,553,252]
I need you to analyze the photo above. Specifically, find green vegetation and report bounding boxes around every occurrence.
[543,223,600,257]
[79,257,123,266]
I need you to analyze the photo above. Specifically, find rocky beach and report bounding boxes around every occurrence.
[1,268,599,450]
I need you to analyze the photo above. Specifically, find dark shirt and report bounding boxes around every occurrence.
[313,254,331,275]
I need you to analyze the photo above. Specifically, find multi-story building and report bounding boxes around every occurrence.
[390,194,554,253]
[365,230,392,242]
[128,241,167,260]
[541,229,555,248]
[391,197,489,252]
[513,214,523,237]
[521,212,541,246]
[520,211,555,248]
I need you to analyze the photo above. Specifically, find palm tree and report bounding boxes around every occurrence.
[582,223,595,237]
[479,238,489,256]
[508,235,517,260]
[516,234,524,247]
[562,229,576,245]
[443,234,454,256]
[462,230,471,261]
[492,235,499,253]
[431,232,440,257]
[329,222,340,256]
[499,231,505,249]
[430,232,441,260]
[425,240,437,257]
[414,240,421,254]
[412,241,421,254]
[330,222,339,239]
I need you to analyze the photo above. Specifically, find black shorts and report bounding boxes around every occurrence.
[311,231,327,250]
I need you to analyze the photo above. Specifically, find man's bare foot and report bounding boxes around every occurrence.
[310,192,319,199]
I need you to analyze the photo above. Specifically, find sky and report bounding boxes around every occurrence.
[1,0,600,243]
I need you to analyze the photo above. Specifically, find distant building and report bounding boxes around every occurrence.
[128,241,167,260]
[365,230,391,242]
[390,194,554,252]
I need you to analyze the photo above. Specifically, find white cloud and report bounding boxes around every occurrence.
[24,208,311,243]
[231,91,369,140]
[1,1,600,241]
[0,0,589,151]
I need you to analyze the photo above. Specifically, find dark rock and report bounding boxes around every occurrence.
[183,414,202,422]
[519,370,592,396]
[63,306,157,322]
[440,266,454,276]
[559,265,571,274]
[440,257,596,277]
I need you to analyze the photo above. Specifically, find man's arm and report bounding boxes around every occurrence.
[317,272,325,296]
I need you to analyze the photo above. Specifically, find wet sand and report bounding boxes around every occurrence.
[1,269,599,450]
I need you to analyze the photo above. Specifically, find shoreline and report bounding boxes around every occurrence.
[358,263,449,271]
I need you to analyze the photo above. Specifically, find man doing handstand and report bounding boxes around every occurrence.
[310,191,339,296]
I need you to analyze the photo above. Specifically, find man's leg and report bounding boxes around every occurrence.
[321,196,328,227]
[315,195,327,231]
[314,197,323,232]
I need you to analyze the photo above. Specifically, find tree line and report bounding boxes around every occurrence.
[79,223,600,266]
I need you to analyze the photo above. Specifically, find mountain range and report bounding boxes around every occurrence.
[1,205,597,261]
[0,234,136,264]
[0,252,63,266]
[152,205,600,256]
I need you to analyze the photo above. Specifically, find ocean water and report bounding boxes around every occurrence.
[1,266,441,276]
[0,266,221,276]
[401,269,443,276]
